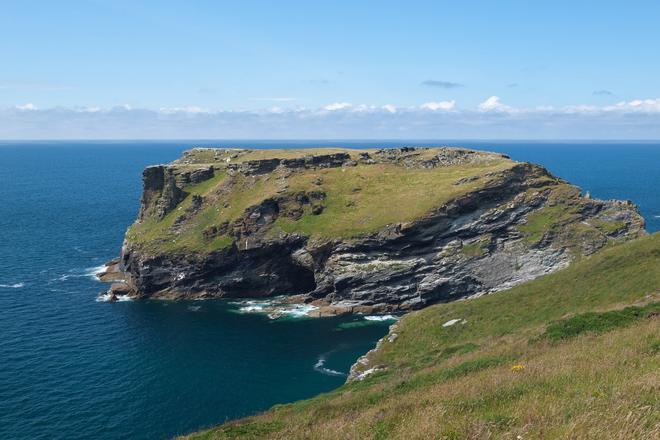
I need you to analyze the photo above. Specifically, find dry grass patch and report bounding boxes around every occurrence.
[185,320,658,439]
[182,233,659,439]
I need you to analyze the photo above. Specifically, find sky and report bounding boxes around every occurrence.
[2,0,660,139]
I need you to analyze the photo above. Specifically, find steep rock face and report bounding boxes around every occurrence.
[139,165,214,220]
[107,147,646,312]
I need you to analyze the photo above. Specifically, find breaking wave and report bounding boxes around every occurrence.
[363,314,399,321]
[230,297,318,319]
[313,357,346,377]
[239,304,265,313]
[55,265,107,282]
[278,304,317,318]
[0,282,25,289]
[96,292,133,302]
[86,265,107,278]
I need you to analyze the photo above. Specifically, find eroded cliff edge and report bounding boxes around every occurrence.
[100,146,645,314]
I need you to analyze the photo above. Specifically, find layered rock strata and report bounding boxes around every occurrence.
[100,147,645,313]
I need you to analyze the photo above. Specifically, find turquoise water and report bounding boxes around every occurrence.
[0,141,658,439]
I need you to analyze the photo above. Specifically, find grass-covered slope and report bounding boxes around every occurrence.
[275,160,513,238]
[185,233,660,439]
[126,148,517,254]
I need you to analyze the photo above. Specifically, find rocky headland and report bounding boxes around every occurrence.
[99,146,645,315]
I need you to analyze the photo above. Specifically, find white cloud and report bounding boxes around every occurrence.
[351,104,379,113]
[603,98,660,112]
[420,101,456,111]
[478,96,515,113]
[158,106,210,114]
[15,103,37,111]
[323,102,352,111]
[475,97,660,115]
[562,104,599,114]
[2,98,660,139]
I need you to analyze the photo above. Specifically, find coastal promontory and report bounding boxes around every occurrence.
[100,146,645,315]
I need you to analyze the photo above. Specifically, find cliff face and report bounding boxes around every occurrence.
[103,147,645,313]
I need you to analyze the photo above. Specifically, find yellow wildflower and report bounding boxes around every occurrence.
[511,364,525,372]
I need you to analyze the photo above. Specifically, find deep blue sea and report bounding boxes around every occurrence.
[0,141,658,440]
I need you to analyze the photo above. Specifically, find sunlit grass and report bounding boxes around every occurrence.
[183,233,660,439]
[129,153,514,253]
[275,160,513,238]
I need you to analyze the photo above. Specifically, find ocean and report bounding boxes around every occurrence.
[0,141,658,439]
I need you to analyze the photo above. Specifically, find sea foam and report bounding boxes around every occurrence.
[280,304,317,318]
[231,297,318,319]
[363,314,399,321]
[313,357,346,377]
[55,265,107,282]
[0,282,25,289]
[239,304,266,313]
[86,265,107,280]
[96,292,133,302]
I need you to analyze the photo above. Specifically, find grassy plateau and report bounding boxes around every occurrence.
[127,148,517,254]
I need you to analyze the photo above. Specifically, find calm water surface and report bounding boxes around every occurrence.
[0,141,658,439]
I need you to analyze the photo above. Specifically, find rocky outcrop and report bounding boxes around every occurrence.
[226,153,352,175]
[138,165,214,220]
[103,147,646,312]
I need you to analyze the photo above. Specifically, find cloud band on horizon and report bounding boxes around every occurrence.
[3,96,660,140]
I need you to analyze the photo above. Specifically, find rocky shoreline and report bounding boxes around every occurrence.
[98,147,646,315]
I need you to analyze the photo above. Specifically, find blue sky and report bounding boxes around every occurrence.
[2,0,660,139]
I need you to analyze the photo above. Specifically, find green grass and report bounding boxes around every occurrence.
[390,355,513,394]
[591,218,627,234]
[182,233,660,439]
[129,148,636,257]
[274,160,513,238]
[129,149,514,253]
[367,232,659,371]
[516,190,629,254]
[538,302,659,342]
[127,170,229,248]
[177,147,379,165]
[127,171,283,253]
[518,202,580,244]
[191,421,285,440]
[178,147,477,165]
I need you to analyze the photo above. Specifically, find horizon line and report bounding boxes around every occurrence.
[1,138,660,143]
